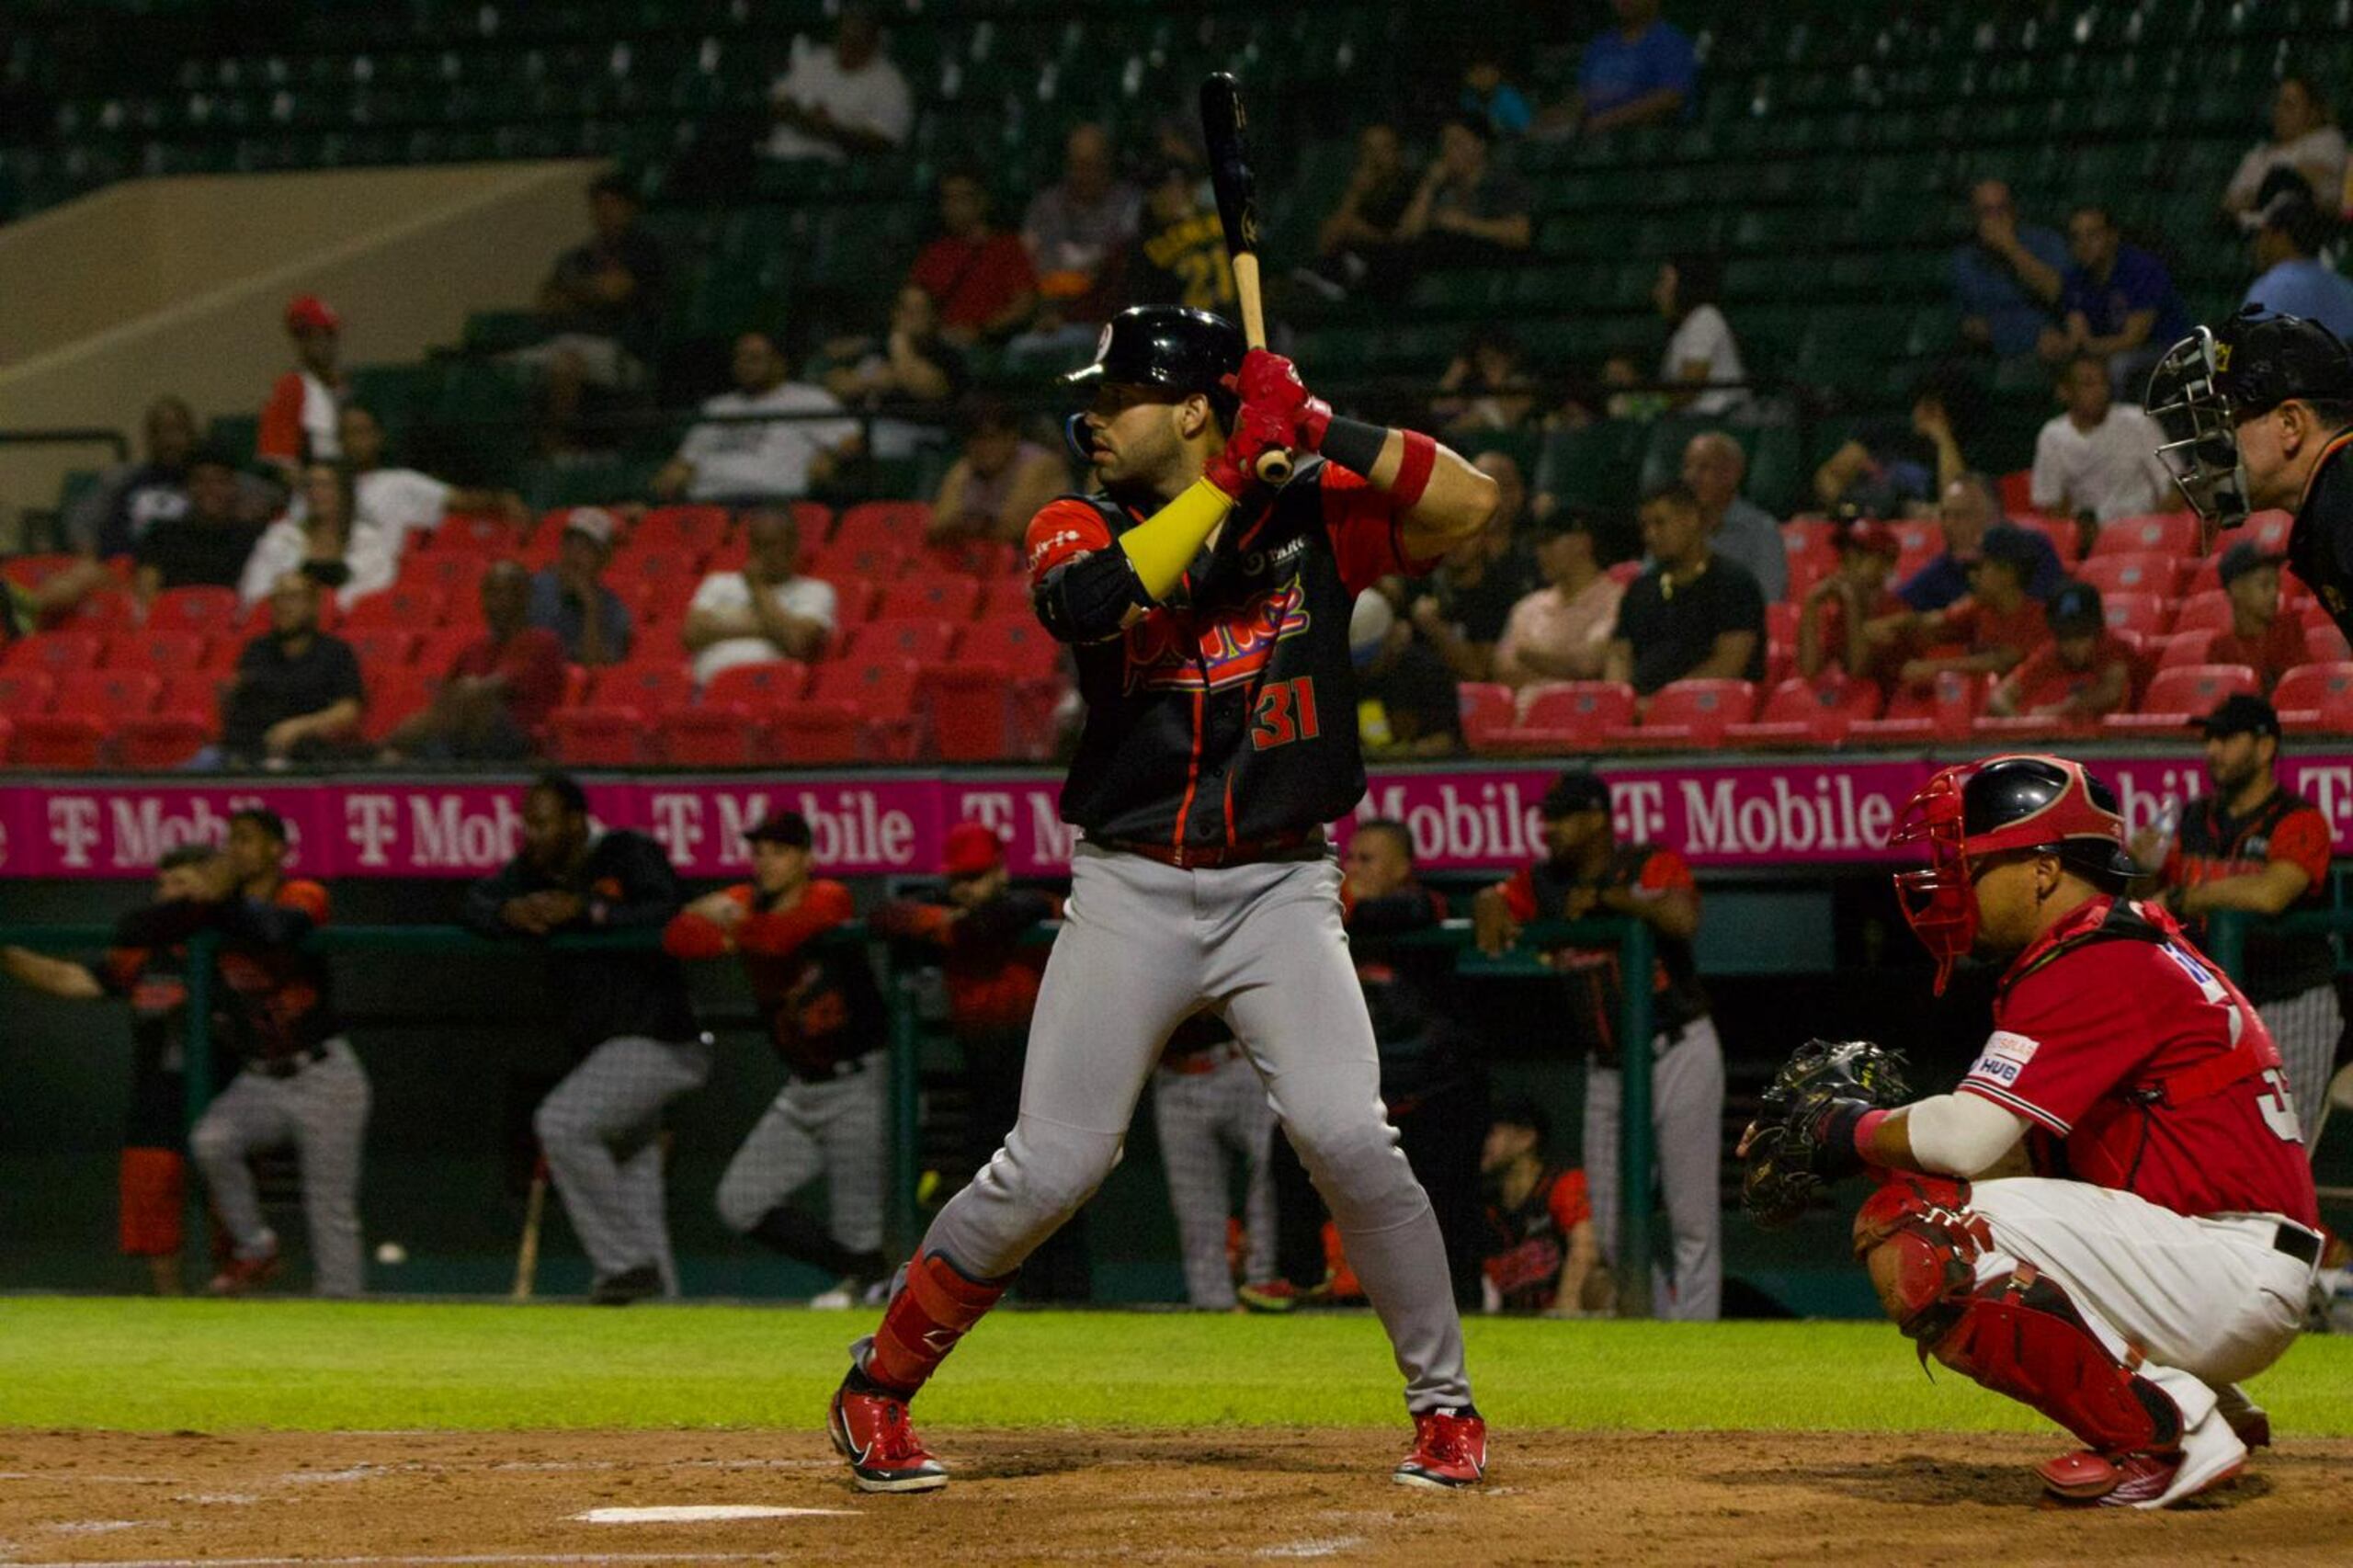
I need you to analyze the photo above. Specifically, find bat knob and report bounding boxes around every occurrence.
[1255,449,1294,485]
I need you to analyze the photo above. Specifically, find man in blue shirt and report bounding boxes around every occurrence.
[1952,179,2066,360]
[1573,0,1697,133]
[2043,205,2190,395]
[527,506,634,667]
[2245,197,2353,342]
[1898,473,2065,613]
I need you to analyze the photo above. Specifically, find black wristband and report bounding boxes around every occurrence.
[1318,415,1388,476]
[1811,1098,1871,1182]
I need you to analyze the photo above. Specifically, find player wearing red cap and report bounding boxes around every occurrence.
[1751,754,2320,1508]
[260,294,348,477]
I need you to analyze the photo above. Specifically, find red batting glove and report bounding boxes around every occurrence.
[1222,348,1333,452]
[1203,401,1294,500]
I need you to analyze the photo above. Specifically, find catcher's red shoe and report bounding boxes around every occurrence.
[1393,1406,1485,1489]
[205,1244,278,1296]
[2040,1409,2246,1510]
[829,1378,949,1494]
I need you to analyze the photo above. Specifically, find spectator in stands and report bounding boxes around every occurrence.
[528,507,632,668]
[336,403,529,560]
[1654,255,1745,416]
[258,294,347,477]
[1019,123,1142,348]
[1813,378,1971,517]
[237,462,395,611]
[1679,431,1786,601]
[2207,540,2305,695]
[1550,0,1698,136]
[2245,197,2353,341]
[683,506,837,686]
[525,175,668,455]
[651,331,863,505]
[381,562,565,763]
[821,285,966,460]
[1599,350,1669,422]
[1350,592,1461,756]
[1985,581,2132,722]
[1430,328,1540,437]
[132,449,266,602]
[1494,507,1624,688]
[1475,1098,1598,1316]
[1953,178,2066,361]
[2222,76,2347,232]
[2029,353,2171,525]
[1119,161,1238,313]
[2040,205,2191,395]
[1461,49,1533,138]
[1899,528,2049,691]
[1299,123,1417,304]
[928,398,1069,545]
[213,572,365,768]
[1795,521,1909,687]
[1899,473,2065,612]
[908,171,1038,345]
[762,5,912,164]
[68,395,272,560]
[1398,114,1531,259]
[1604,483,1765,699]
[1410,449,1542,682]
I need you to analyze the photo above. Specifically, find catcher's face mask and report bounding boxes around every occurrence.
[2146,327,2254,529]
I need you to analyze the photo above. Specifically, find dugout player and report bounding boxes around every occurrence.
[1153,1013,1279,1310]
[827,304,1501,1493]
[2146,305,2353,635]
[870,822,1089,1301]
[665,811,890,1308]
[1472,769,1723,1321]
[1754,755,2319,1507]
[2,845,228,1295]
[1477,1098,1599,1317]
[2134,695,2342,1149]
[466,773,705,1306]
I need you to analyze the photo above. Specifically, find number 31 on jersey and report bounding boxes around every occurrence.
[1251,678,1321,750]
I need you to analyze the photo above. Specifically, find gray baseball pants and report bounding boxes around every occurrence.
[534,1033,713,1293]
[1583,1016,1725,1322]
[1151,1044,1279,1308]
[716,1062,887,1253]
[919,843,1472,1412]
[2256,983,2342,1151]
[190,1038,370,1298]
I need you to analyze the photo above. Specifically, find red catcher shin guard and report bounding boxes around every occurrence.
[864,1252,1009,1398]
[1931,1265,2184,1456]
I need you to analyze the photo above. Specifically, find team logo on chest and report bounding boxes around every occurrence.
[1122,575,1313,692]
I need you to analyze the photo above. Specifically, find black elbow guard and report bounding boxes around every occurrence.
[1036,550,1149,643]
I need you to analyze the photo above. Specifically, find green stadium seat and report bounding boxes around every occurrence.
[1534,421,1647,515]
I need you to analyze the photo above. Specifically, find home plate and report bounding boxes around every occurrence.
[574,1506,858,1523]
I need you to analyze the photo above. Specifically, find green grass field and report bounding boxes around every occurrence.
[4,1298,2350,1436]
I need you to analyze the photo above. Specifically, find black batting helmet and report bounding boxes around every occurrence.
[2147,304,2353,526]
[1061,305,1245,468]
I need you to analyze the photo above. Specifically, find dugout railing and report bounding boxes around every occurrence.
[0,912,1665,1313]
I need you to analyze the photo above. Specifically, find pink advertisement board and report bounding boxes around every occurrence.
[1,750,2347,879]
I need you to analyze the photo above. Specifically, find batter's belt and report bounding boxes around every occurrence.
[1095,828,1325,870]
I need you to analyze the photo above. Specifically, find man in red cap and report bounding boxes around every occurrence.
[1795,519,1912,689]
[259,294,349,478]
[868,824,1087,1300]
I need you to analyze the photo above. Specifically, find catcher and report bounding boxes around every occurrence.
[1742,754,2319,1509]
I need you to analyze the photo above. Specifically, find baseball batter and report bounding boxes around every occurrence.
[1749,756,2319,1507]
[828,304,1499,1492]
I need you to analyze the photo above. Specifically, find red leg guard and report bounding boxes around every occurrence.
[119,1147,186,1258]
[863,1252,1009,1398]
[1852,1174,1992,1345]
[1934,1265,2183,1456]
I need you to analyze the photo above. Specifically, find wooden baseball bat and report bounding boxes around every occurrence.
[1200,72,1291,485]
[511,1155,547,1301]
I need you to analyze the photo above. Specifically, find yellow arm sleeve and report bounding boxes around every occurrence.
[1114,478,1236,602]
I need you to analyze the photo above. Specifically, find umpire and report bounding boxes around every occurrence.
[466,772,707,1305]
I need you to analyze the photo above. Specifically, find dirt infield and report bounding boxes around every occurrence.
[0,1428,2348,1565]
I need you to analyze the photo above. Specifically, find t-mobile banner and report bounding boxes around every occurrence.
[0,750,2345,879]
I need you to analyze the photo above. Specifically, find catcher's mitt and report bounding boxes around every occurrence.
[1741,1038,1912,1229]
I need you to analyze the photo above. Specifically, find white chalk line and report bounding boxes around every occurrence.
[574,1505,856,1522]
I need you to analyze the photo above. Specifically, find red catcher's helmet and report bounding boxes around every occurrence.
[1888,754,2138,994]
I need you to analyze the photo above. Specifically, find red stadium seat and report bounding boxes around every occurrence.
[57,668,161,718]
[847,619,958,665]
[612,545,710,586]
[813,538,915,581]
[878,577,983,622]
[1765,601,1802,649]
[53,588,139,633]
[2,631,102,676]
[1724,673,1884,747]
[2272,664,2353,733]
[961,616,1061,677]
[2075,552,2181,599]
[432,510,527,554]
[2302,598,2340,632]
[2090,512,2199,558]
[636,505,733,556]
[103,630,208,672]
[548,705,647,767]
[1890,520,1941,558]
[772,702,863,764]
[1459,682,1515,748]
[1972,712,2098,742]
[400,551,490,604]
[413,627,481,676]
[2101,664,2261,737]
[1997,471,2034,514]
[2017,515,2082,564]
[594,663,698,712]
[2306,623,2353,665]
[833,501,932,554]
[916,665,1017,762]
[343,627,422,669]
[160,670,225,716]
[2169,591,2238,635]
[0,669,56,717]
[1850,670,1984,744]
[113,713,213,769]
[362,667,441,744]
[923,538,1019,578]
[9,713,104,768]
[703,659,810,710]
[0,552,85,591]
[656,704,767,767]
[974,578,1039,621]
[2154,630,2219,670]
[2100,592,2167,637]
[236,594,341,640]
[1604,678,1757,747]
[1514,681,1637,742]
[812,656,920,713]
[343,582,450,632]
[146,585,241,634]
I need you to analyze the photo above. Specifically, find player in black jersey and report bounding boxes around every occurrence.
[2148,306,2353,638]
[829,304,1502,1494]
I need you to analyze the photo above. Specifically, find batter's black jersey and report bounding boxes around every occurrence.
[2286,430,2353,638]
[1026,457,1431,847]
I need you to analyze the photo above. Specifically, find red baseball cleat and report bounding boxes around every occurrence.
[829,1379,949,1494]
[205,1244,279,1296]
[1393,1406,1486,1489]
[2040,1409,2246,1510]
[1237,1276,1332,1314]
